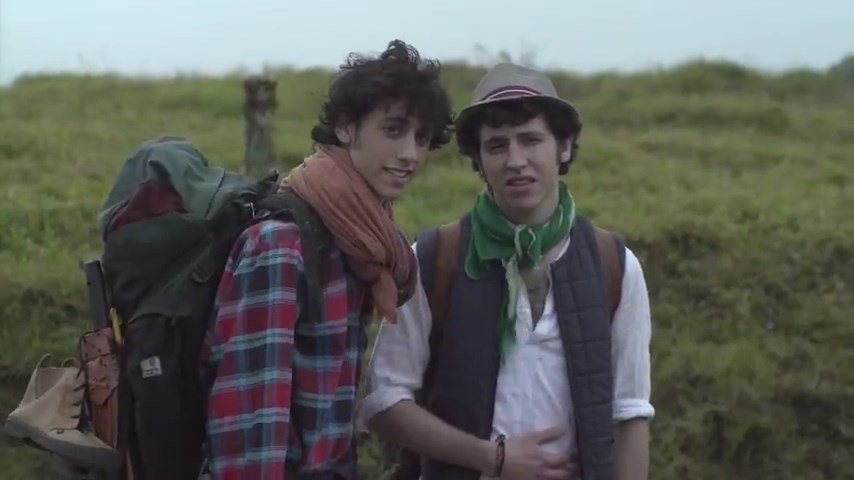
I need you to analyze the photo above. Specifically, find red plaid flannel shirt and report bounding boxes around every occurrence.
[201,218,369,480]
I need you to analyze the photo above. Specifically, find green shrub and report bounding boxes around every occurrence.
[0,59,851,479]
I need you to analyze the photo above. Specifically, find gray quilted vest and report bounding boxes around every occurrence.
[418,213,620,480]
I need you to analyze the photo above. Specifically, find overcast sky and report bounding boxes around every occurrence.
[1,0,852,85]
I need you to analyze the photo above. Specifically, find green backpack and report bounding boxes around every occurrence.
[92,136,331,480]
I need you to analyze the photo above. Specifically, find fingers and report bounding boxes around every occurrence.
[533,425,569,443]
[542,451,572,469]
[541,467,578,480]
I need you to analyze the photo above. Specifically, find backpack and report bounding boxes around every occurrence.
[385,217,626,480]
[85,136,332,480]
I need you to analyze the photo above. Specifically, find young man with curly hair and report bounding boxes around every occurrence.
[360,62,654,480]
[202,40,454,480]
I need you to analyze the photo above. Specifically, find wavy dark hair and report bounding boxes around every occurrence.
[456,97,582,175]
[311,40,454,151]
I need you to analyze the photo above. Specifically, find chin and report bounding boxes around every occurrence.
[501,194,541,210]
[379,186,406,202]
[364,179,398,201]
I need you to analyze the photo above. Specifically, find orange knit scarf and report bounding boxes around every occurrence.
[280,144,417,322]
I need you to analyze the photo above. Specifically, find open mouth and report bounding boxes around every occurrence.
[506,176,535,187]
[385,167,413,179]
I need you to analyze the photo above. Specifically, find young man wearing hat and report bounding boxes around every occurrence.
[358,62,654,480]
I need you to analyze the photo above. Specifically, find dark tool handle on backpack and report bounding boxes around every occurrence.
[81,260,111,330]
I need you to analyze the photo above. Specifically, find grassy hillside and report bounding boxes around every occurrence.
[1,58,853,479]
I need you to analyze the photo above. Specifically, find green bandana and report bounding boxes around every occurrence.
[465,182,576,357]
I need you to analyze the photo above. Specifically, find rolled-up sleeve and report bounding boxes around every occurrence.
[611,246,656,422]
[356,242,433,431]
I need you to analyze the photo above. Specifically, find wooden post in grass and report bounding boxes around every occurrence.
[242,75,278,180]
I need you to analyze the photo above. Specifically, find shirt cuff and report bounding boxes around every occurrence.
[613,398,655,422]
[355,386,416,432]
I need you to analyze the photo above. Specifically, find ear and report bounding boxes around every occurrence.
[335,122,355,145]
[335,127,350,145]
[558,137,573,165]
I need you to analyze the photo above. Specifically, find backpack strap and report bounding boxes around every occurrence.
[593,226,626,321]
[255,189,332,324]
[388,220,462,480]
[415,219,462,401]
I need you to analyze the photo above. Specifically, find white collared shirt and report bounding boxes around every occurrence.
[357,232,655,479]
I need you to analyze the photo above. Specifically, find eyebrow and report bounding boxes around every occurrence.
[485,129,543,141]
[482,135,509,147]
[383,115,409,124]
[516,129,544,138]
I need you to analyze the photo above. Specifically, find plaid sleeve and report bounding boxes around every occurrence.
[205,219,304,480]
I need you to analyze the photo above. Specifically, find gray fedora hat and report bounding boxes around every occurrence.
[454,62,581,135]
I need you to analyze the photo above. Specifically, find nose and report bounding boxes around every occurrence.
[505,140,526,170]
[396,133,419,164]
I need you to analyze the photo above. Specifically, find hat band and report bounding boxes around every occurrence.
[481,85,540,102]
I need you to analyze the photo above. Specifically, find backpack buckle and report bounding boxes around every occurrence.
[245,202,271,222]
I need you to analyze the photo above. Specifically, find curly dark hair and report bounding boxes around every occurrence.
[456,97,582,175]
[310,40,454,151]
